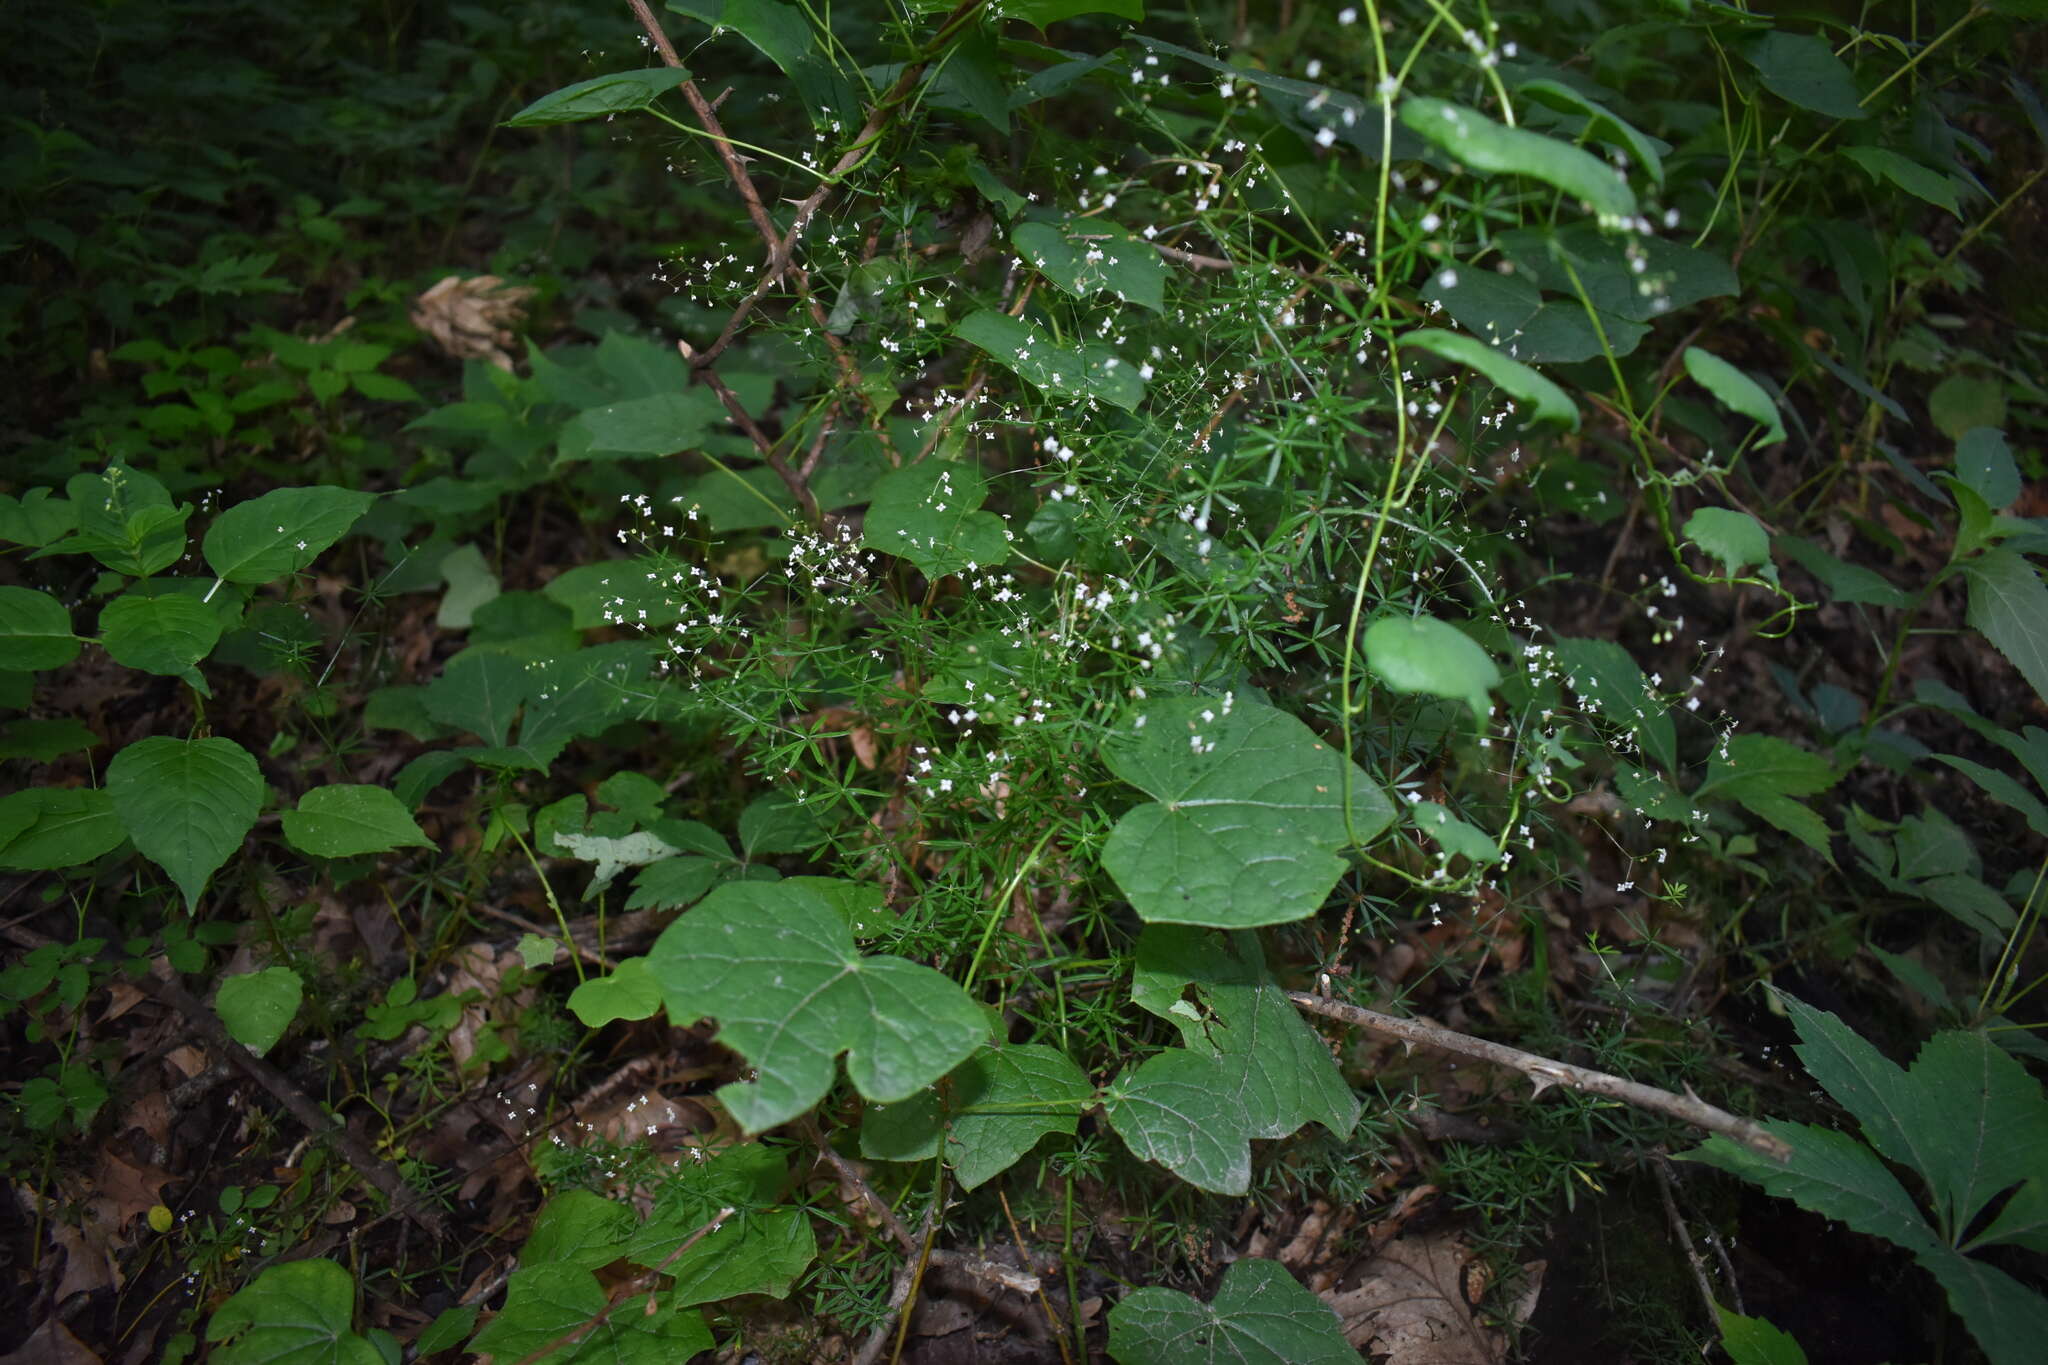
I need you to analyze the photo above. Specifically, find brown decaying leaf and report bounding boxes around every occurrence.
[1321,1230,1543,1365]
[409,275,537,372]
[0,1319,103,1365]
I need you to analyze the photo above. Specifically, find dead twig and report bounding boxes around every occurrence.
[137,975,450,1239]
[1287,992,1792,1161]
[1649,1153,1721,1328]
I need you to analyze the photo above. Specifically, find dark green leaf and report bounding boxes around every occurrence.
[1108,1258,1355,1364]
[107,737,264,910]
[505,68,694,126]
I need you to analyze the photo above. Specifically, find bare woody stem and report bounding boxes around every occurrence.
[1288,991,1793,1162]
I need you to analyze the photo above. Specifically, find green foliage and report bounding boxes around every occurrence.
[1684,994,2048,1364]
[3,0,2044,1358]
[1107,1257,1355,1364]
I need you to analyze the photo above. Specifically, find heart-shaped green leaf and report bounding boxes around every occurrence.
[1100,694,1392,928]
[1108,1257,1355,1364]
[646,879,989,1131]
[107,736,263,911]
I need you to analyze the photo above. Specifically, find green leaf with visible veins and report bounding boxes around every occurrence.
[1966,548,2048,708]
[646,879,988,1131]
[282,785,433,859]
[107,736,263,911]
[862,1044,1093,1189]
[202,486,374,586]
[1108,1258,1356,1365]
[207,1260,383,1365]
[1101,694,1391,928]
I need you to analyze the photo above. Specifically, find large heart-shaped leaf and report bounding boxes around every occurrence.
[107,736,264,910]
[861,1044,1093,1189]
[646,879,989,1131]
[1108,1257,1355,1365]
[207,1259,383,1365]
[1100,694,1391,928]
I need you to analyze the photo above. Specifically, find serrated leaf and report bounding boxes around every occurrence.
[1399,96,1636,222]
[1100,694,1391,928]
[1745,32,1867,120]
[1107,1257,1355,1365]
[1397,328,1578,428]
[281,785,432,859]
[107,737,263,911]
[1685,347,1786,444]
[1553,636,1677,772]
[862,1044,1092,1189]
[505,67,693,126]
[668,0,854,125]
[422,650,536,747]
[0,586,81,672]
[1685,507,1772,576]
[215,967,303,1056]
[1363,613,1502,721]
[1965,548,2048,708]
[1918,1243,2048,1365]
[1684,1119,1937,1254]
[646,879,988,1131]
[98,590,223,685]
[0,788,126,870]
[567,956,663,1026]
[626,857,724,912]
[955,310,1144,410]
[738,791,828,856]
[203,486,374,586]
[207,1259,382,1365]
[861,459,1011,578]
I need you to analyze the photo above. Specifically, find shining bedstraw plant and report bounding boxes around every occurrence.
[5,0,2046,1361]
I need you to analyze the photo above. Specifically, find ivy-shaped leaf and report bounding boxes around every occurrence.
[1102,928,1357,1193]
[1100,694,1392,929]
[202,486,375,587]
[862,1043,1092,1189]
[645,879,989,1131]
[567,956,663,1027]
[862,460,1011,578]
[207,1259,383,1365]
[107,736,264,911]
[1108,1257,1356,1365]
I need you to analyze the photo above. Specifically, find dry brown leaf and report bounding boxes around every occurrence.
[409,275,536,372]
[0,1318,103,1365]
[1322,1230,1534,1365]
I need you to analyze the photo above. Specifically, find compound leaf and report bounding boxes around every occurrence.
[1100,694,1391,928]
[1107,1257,1355,1365]
[107,736,263,911]
[646,879,988,1131]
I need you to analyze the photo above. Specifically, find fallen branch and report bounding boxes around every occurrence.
[138,974,451,1238]
[1287,992,1792,1161]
